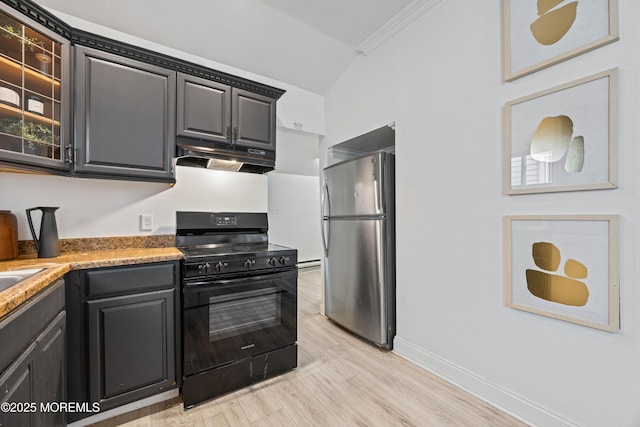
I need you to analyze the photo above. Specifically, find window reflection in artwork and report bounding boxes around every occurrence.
[511,154,552,187]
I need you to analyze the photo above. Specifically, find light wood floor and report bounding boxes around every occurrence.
[90,269,526,427]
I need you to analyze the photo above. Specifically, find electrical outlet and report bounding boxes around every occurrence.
[140,214,153,231]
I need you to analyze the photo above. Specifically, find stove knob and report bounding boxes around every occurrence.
[279,256,287,265]
[199,262,211,274]
[244,259,253,269]
[268,257,277,266]
[214,261,224,272]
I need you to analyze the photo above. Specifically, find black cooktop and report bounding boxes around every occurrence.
[179,243,294,259]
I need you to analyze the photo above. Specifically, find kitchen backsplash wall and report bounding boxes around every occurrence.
[0,165,267,240]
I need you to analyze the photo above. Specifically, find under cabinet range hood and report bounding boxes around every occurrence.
[175,138,275,174]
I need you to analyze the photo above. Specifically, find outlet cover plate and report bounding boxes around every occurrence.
[140,214,153,231]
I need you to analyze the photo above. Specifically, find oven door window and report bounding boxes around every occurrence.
[208,288,281,341]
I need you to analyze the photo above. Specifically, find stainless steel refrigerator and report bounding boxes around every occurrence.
[322,151,395,349]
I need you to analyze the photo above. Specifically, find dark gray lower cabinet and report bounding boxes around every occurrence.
[74,45,176,182]
[0,280,66,427]
[87,289,175,406]
[65,261,180,423]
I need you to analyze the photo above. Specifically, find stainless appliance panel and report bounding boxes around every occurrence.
[323,217,390,346]
[323,152,387,217]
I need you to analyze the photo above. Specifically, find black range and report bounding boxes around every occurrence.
[176,211,298,408]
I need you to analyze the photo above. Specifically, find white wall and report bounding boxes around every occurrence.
[268,173,321,263]
[323,1,640,426]
[0,166,267,240]
[269,128,322,263]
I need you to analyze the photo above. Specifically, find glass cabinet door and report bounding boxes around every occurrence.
[0,8,69,169]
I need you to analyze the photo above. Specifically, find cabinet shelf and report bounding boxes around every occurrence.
[0,56,60,87]
[0,102,60,126]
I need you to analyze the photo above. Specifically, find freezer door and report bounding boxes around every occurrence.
[323,217,392,347]
[323,152,388,217]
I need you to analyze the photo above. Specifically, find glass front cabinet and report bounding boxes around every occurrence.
[0,5,70,170]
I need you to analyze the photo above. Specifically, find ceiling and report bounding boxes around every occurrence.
[34,0,439,95]
[257,0,413,48]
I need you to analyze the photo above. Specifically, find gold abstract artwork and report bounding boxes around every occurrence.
[526,242,589,306]
[537,0,564,15]
[530,1,579,45]
[530,116,573,162]
[565,136,585,172]
[530,115,585,173]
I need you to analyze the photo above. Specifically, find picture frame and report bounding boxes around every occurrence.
[503,68,617,195]
[502,0,619,81]
[504,215,619,332]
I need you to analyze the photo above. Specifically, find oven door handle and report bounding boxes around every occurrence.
[183,266,297,290]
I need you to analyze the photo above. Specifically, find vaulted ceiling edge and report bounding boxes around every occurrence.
[355,0,444,55]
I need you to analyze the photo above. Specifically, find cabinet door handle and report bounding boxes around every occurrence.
[225,124,231,143]
[233,126,238,143]
[65,144,73,163]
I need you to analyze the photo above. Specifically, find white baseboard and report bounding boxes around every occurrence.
[393,337,580,427]
[298,259,321,270]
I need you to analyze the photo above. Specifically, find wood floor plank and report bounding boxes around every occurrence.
[87,269,525,427]
[269,374,346,427]
[200,399,250,427]
[248,408,297,427]
[235,382,283,423]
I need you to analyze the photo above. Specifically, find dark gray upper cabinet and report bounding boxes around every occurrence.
[177,73,276,151]
[74,45,176,182]
[0,3,72,172]
[233,88,276,150]
[1,0,284,180]
[177,73,231,144]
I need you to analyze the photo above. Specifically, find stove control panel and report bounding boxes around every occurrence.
[215,215,237,226]
[182,249,298,279]
[183,250,297,279]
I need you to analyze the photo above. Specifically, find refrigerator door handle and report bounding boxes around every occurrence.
[321,182,330,255]
[321,219,329,256]
[321,181,331,218]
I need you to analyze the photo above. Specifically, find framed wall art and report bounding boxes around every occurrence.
[503,68,617,195]
[502,0,619,81]
[504,215,619,332]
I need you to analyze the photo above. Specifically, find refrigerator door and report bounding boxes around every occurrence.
[323,152,388,218]
[323,217,392,347]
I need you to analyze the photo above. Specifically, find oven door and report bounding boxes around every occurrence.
[182,268,297,377]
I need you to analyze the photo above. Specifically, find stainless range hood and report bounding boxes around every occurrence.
[175,138,275,174]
